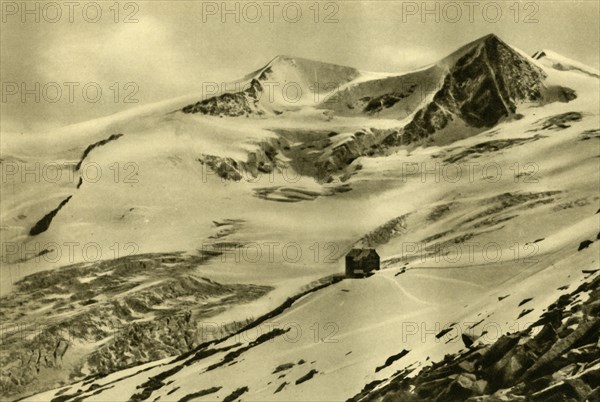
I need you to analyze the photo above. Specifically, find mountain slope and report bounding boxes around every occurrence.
[383,34,549,145]
[182,55,361,116]
[1,33,598,401]
[533,49,600,78]
[310,34,577,173]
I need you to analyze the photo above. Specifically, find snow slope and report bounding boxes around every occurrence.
[533,49,600,78]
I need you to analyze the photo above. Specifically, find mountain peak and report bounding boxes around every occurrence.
[264,54,358,71]
[471,33,513,52]
[388,33,548,145]
[266,54,295,65]
[438,33,510,67]
[480,32,501,42]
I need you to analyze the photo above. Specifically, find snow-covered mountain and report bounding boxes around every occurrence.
[533,49,600,78]
[1,33,599,401]
[182,55,361,116]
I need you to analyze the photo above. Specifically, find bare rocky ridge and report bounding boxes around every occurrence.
[75,134,123,171]
[327,68,445,119]
[322,35,575,174]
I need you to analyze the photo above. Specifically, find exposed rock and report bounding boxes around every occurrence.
[223,386,249,402]
[518,298,534,307]
[75,133,123,171]
[520,318,599,381]
[436,373,487,401]
[178,386,222,402]
[375,350,410,373]
[530,378,592,401]
[183,79,264,117]
[274,382,288,394]
[295,369,318,385]
[362,85,417,114]
[487,345,536,391]
[384,34,548,146]
[462,334,476,348]
[350,274,600,402]
[537,112,582,131]
[198,137,284,182]
[29,196,73,236]
[578,240,593,251]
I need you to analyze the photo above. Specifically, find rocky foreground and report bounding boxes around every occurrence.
[351,271,600,402]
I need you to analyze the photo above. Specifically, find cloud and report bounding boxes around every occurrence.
[372,45,439,72]
[37,16,200,100]
[0,15,217,132]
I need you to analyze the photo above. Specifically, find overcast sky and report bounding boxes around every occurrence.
[1,0,599,133]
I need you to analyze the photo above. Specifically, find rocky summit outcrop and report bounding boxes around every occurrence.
[350,273,600,402]
[384,34,548,146]
[182,79,264,117]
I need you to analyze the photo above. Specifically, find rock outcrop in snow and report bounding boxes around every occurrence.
[351,273,600,402]
[182,79,265,117]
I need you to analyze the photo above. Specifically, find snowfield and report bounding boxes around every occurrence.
[1,34,599,401]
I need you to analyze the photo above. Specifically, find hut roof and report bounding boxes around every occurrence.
[347,248,378,260]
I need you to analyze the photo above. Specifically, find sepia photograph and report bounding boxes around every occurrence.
[1,1,599,401]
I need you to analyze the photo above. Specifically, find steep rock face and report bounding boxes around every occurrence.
[362,85,418,114]
[385,35,548,145]
[182,79,264,117]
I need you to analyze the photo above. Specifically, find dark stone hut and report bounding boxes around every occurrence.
[345,248,380,277]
